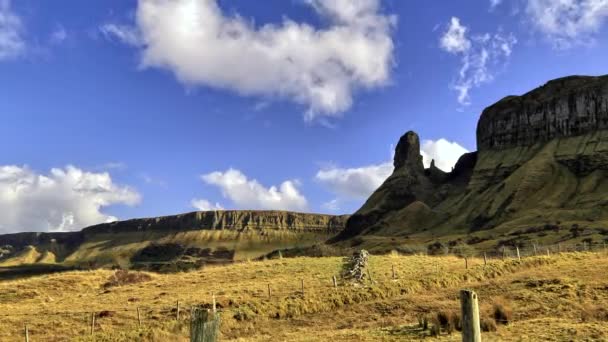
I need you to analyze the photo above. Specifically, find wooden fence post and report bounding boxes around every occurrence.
[137,307,142,327]
[460,290,481,342]
[90,312,96,335]
[212,294,217,314]
[332,276,337,289]
[465,257,468,269]
[546,248,550,257]
[24,324,29,342]
[190,307,220,342]
[502,247,506,260]
[533,244,537,256]
[177,301,180,321]
[516,246,521,261]
[483,253,487,267]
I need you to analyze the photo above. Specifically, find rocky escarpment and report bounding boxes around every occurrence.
[336,74,608,249]
[478,75,608,150]
[0,211,349,266]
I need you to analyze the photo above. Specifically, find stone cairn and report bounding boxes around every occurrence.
[345,250,370,283]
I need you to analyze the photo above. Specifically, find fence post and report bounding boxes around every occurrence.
[177,301,180,321]
[502,247,506,260]
[137,307,142,327]
[190,307,220,342]
[212,294,217,314]
[24,324,29,342]
[90,312,96,335]
[533,244,537,256]
[460,290,481,342]
[546,248,550,257]
[332,275,337,289]
[516,247,521,261]
[464,256,468,269]
[483,253,487,267]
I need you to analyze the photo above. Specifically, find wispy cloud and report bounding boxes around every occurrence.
[0,0,25,60]
[439,17,516,105]
[526,0,608,48]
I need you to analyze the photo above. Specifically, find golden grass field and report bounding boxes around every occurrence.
[1,251,607,341]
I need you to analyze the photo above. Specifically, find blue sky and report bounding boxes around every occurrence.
[1,0,607,233]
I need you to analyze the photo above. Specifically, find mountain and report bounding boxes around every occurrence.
[333,75,608,252]
[0,210,348,269]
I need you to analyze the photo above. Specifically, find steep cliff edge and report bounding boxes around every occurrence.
[335,75,608,251]
[0,210,348,267]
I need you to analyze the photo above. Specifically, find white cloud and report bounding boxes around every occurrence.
[315,161,393,199]
[190,198,223,211]
[100,23,142,46]
[200,168,308,211]
[440,17,471,53]
[526,0,608,48]
[103,0,396,121]
[321,198,341,212]
[420,139,469,172]
[0,0,24,60]
[440,17,516,105]
[0,165,140,234]
[316,138,468,200]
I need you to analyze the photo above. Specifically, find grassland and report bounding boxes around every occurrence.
[1,251,607,341]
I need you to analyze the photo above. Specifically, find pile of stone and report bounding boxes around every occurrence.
[345,249,370,282]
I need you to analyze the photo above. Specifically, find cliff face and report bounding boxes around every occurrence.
[83,210,348,235]
[0,210,348,266]
[337,74,608,249]
[477,75,608,150]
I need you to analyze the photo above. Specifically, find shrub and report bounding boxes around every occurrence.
[480,318,497,332]
[493,302,512,325]
[436,310,460,334]
[417,314,428,330]
[103,270,152,289]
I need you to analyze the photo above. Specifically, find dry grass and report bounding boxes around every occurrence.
[1,251,607,341]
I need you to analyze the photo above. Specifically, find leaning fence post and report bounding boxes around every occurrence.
[177,301,180,321]
[483,252,487,267]
[212,294,217,313]
[465,256,468,269]
[533,244,537,256]
[332,275,337,289]
[502,247,506,260]
[267,284,271,298]
[191,307,220,342]
[24,324,29,342]
[516,247,521,261]
[90,312,96,335]
[460,290,481,342]
[137,307,142,327]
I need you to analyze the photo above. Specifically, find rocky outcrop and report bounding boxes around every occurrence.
[83,210,348,236]
[477,75,608,150]
[0,211,349,265]
[335,74,608,247]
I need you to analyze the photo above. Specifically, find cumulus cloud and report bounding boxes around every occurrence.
[440,17,516,105]
[190,198,223,211]
[315,162,393,199]
[420,139,470,172]
[198,168,308,211]
[316,138,468,201]
[0,165,140,234]
[0,0,25,60]
[526,0,608,48]
[102,0,396,121]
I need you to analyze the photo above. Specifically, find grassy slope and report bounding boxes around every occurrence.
[1,251,607,341]
[348,133,608,252]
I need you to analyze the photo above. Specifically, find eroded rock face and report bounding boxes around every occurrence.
[477,75,608,150]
